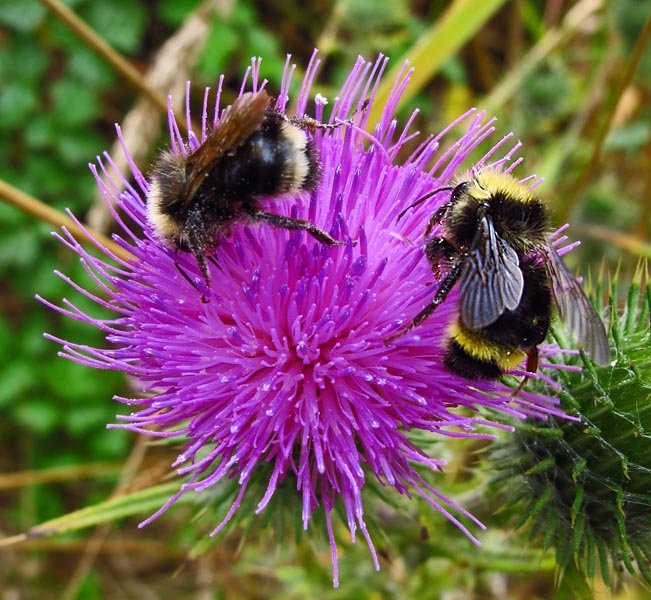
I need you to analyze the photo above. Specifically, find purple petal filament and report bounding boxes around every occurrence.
[40,52,569,586]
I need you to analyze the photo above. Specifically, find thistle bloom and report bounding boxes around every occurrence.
[41,53,569,585]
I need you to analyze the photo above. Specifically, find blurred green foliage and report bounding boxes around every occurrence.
[1,0,650,598]
[0,0,128,475]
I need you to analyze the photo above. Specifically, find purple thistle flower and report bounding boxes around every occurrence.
[39,52,571,586]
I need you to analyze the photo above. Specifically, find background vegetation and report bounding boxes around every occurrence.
[0,0,649,597]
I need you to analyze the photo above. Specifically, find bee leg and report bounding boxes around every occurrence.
[208,255,223,273]
[513,347,539,396]
[291,115,347,132]
[174,262,209,304]
[385,260,464,344]
[251,210,346,246]
[189,247,211,295]
[425,237,457,279]
[424,203,452,236]
[183,214,212,299]
[290,100,369,132]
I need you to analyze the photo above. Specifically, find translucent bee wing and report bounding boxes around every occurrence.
[459,215,524,330]
[544,245,611,365]
[183,90,271,205]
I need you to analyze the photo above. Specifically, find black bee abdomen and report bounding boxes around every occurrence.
[444,342,502,380]
[482,258,552,348]
[199,112,315,208]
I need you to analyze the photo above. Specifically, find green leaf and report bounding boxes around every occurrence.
[15,400,59,434]
[18,311,50,357]
[0,82,39,130]
[159,0,201,26]
[42,360,114,402]
[90,428,130,459]
[0,228,40,268]
[67,48,116,88]
[28,482,188,536]
[231,2,256,27]
[247,28,280,58]
[0,0,46,32]
[0,362,33,408]
[67,405,115,436]
[80,0,147,54]
[0,316,10,360]
[197,18,238,79]
[75,573,103,600]
[29,259,71,298]
[54,130,105,167]
[23,154,80,197]
[605,122,651,153]
[0,35,50,82]
[24,115,58,149]
[50,80,101,128]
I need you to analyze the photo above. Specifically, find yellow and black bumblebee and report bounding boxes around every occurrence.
[387,170,610,380]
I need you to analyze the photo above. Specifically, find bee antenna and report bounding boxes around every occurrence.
[396,186,454,223]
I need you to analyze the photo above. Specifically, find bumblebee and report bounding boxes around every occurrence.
[387,170,610,380]
[147,89,345,291]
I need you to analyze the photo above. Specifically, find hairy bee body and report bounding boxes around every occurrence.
[445,171,548,251]
[388,170,610,380]
[441,173,552,378]
[444,256,552,379]
[147,90,342,292]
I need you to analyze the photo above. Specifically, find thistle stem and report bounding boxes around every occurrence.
[0,179,135,262]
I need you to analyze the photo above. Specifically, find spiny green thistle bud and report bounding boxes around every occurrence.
[492,266,651,590]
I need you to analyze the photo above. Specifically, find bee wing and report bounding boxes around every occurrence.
[543,245,610,365]
[458,215,524,330]
[183,90,271,205]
